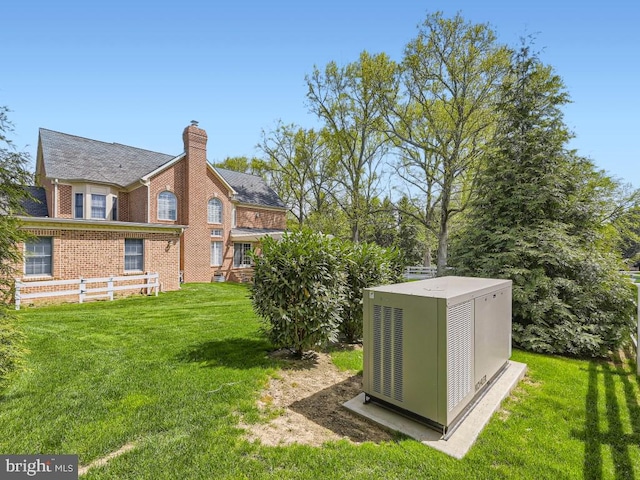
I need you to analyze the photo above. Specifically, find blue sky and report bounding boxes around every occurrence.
[3,0,638,188]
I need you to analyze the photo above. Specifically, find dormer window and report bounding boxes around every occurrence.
[91,194,106,219]
[112,197,118,221]
[158,191,177,221]
[208,198,222,224]
[75,193,84,219]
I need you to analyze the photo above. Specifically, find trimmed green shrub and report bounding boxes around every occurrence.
[251,230,345,358]
[341,242,403,343]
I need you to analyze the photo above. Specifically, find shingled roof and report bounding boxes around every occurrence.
[39,128,176,188]
[20,186,49,217]
[214,167,285,209]
[38,128,286,209]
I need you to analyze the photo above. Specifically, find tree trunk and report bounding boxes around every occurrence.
[423,245,432,267]
[436,222,448,276]
[352,222,360,243]
[437,169,452,276]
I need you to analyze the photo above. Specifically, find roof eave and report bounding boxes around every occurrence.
[40,176,126,189]
[17,216,187,234]
[140,153,187,183]
[233,201,288,211]
[230,229,285,242]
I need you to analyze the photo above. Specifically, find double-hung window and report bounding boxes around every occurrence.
[25,237,52,276]
[112,197,118,221]
[211,241,223,266]
[233,243,253,268]
[158,191,177,220]
[124,239,144,271]
[75,193,84,218]
[91,194,106,219]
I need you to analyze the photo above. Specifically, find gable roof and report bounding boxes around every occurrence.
[39,128,176,188]
[37,128,286,209]
[214,167,285,209]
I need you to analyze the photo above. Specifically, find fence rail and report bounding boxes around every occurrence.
[403,266,437,280]
[620,271,640,376]
[14,273,159,310]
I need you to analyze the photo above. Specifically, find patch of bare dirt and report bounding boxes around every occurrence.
[240,348,395,447]
[78,442,136,476]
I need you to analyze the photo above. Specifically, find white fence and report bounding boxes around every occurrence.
[14,273,159,310]
[403,266,437,280]
[622,271,640,375]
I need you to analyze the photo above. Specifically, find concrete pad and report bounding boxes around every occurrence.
[343,360,527,459]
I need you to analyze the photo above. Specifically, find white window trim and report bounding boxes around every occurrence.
[124,238,144,272]
[24,237,53,277]
[208,198,223,224]
[112,196,118,221]
[233,242,253,268]
[91,193,107,219]
[74,192,84,219]
[211,241,223,267]
[158,191,177,221]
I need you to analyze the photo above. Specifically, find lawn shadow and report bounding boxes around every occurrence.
[266,349,321,371]
[176,338,275,370]
[573,353,640,480]
[288,375,398,443]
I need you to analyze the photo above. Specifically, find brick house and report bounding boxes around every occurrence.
[16,122,286,296]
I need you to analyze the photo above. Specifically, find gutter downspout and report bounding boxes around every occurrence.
[53,179,59,217]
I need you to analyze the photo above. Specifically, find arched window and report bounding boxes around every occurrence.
[208,198,222,224]
[158,191,177,220]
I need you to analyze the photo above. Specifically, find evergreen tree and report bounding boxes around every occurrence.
[451,46,635,357]
[0,106,30,385]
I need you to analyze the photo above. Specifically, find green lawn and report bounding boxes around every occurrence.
[1,283,639,479]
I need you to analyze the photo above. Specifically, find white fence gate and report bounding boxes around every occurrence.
[14,273,159,310]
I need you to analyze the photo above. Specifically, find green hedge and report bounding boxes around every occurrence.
[251,230,402,355]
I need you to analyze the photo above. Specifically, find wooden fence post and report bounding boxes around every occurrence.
[108,277,114,301]
[79,277,86,303]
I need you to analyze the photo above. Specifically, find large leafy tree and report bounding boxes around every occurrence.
[212,156,269,176]
[361,196,397,247]
[259,123,335,227]
[0,106,31,384]
[306,51,395,242]
[451,46,636,357]
[384,13,510,273]
[394,195,428,266]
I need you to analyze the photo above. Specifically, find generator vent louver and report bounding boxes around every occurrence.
[393,307,404,401]
[372,304,404,402]
[447,300,473,412]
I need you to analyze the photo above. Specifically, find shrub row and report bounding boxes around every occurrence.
[251,230,403,357]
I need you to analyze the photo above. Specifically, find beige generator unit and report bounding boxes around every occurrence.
[363,276,512,435]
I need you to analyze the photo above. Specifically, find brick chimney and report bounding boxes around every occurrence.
[181,121,211,282]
